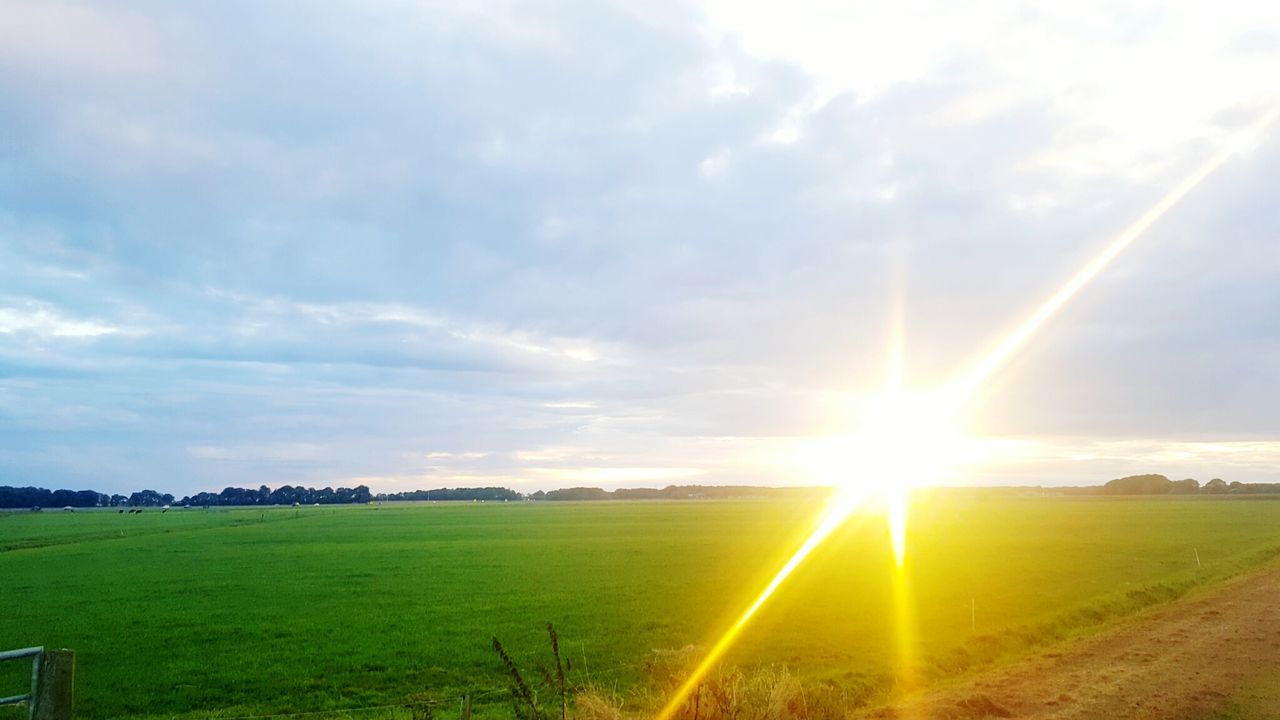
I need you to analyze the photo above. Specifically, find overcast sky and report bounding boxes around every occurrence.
[2,0,1278,495]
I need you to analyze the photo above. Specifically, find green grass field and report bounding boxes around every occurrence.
[3,496,1280,720]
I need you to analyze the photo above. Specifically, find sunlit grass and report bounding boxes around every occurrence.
[2,498,1280,719]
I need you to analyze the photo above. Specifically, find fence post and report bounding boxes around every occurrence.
[460,694,472,720]
[32,649,74,720]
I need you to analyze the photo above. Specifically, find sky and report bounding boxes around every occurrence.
[1,0,1278,495]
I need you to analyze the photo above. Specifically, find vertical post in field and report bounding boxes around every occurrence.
[459,694,472,720]
[32,649,74,720]
[1194,548,1202,568]
[29,650,41,711]
[970,598,976,633]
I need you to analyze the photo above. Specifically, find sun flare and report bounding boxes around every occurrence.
[654,105,1280,720]
[654,389,963,720]
[801,386,964,536]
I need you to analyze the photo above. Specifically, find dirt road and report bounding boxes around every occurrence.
[854,563,1280,719]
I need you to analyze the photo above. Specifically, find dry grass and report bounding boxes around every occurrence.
[572,648,870,720]
[573,689,626,720]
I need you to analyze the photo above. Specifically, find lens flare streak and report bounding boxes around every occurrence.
[889,556,919,700]
[948,106,1280,407]
[887,487,909,568]
[653,489,871,720]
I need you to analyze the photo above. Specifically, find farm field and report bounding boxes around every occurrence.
[3,496,1280,720]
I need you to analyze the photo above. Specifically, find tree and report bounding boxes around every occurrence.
[51,489,80,507]
[543,487,611,501]
[1103,474,1172,495]
[74,490,102,507]
[130,489,168,506]
[1204,478,1228,494]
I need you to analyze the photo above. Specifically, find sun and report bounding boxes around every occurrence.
[799,386,963,564]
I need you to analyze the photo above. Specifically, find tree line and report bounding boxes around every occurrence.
[0,483,828,508]
[0,486,176,509]
[1097,474,1280,496]
[374,487,520,502]
[183,484,374,506]
[0,484,371,508]
[4,475,1277,509]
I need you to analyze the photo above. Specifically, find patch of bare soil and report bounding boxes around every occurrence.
[854,564,1280,719]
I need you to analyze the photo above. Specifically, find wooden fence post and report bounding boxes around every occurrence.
[32,649,74,720]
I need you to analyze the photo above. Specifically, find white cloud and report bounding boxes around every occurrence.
[0,299,129,338]
[526,466,705,484]
[208,292,612,367]
[186,443,328,462]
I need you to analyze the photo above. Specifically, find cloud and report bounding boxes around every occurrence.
[956,437,1280,486]
[0,1,1277,493]
[0,0,189,84]
[0,299,125,338]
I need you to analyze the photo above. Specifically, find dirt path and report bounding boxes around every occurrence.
[855,564,1280,719]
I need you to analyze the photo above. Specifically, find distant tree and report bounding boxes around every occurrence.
[73,489,101,507]
[381,487,520,502]
[50,489,79,507]
[181,491,221,506]
[129,489,169,506]
[1170,478,1200,494]
[542,487,611,501]
[219,486,254,505]
[1204,478,1229,494]
[1102,474,1172,495]
[612,488,664,500]
[0,486,54,508]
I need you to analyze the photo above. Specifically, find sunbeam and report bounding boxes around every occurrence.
[653,488,875,720]
[946,105,1280,409]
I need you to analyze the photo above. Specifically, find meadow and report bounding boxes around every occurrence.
[3,495,1280,720]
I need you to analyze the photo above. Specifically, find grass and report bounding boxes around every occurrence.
[1212,668,1280,720]
[2,495,1280,719]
